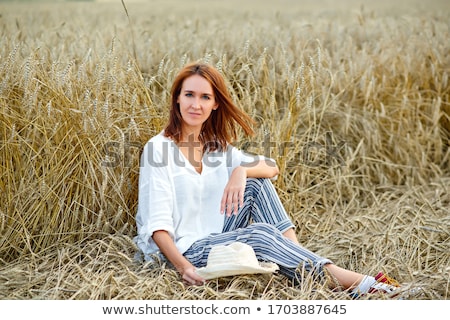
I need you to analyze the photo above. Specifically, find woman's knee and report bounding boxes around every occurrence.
[244,222,280,241]
[244,178,265,197]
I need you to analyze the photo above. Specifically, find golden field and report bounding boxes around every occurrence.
[0,0,449,299]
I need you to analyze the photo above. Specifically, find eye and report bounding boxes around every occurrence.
[202,95,211,100]
[185,92,193,97]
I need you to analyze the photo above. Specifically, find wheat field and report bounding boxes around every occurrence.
[0,0,449,300]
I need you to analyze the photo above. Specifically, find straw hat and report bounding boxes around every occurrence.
[195,242,279,280]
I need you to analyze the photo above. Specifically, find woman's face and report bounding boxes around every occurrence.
[177,74,218,133]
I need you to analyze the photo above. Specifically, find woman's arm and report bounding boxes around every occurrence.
[242,159,279,179]
[152,230,205,285]
[221,160,279,216]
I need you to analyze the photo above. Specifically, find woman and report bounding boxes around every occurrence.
[134,62,400,298]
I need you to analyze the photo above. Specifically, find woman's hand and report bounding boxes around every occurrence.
[152,230,205,286]
[221,166,247,216]
[220,160,279,216]
[181,266,206,286]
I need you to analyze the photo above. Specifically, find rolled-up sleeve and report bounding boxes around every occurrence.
[134,141,174,259]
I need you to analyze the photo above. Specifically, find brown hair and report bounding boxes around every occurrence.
[164,62,255,151]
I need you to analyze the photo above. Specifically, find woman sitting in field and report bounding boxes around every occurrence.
[134,62,400,298]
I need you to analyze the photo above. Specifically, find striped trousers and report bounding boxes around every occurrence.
[184,178,333,283]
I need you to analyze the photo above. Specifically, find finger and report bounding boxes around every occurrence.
[232,192,239,215]
[193,274,206,285]
[239,190,244,212]
[183,276,201,286]
[224,192,233,217]
[226,201,233,217]
[182,275,193,286]
[220,192,229,214]
[185,272,206,286]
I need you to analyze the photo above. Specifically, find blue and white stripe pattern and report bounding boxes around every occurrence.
[184,178,333,283]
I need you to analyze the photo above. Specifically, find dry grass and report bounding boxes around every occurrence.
[0,0,449,300]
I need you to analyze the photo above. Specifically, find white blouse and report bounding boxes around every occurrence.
[134,131,266,261]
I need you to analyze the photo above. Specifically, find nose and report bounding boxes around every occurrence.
[191,98,201,109]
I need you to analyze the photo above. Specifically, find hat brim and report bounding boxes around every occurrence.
[195,262,279,280]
